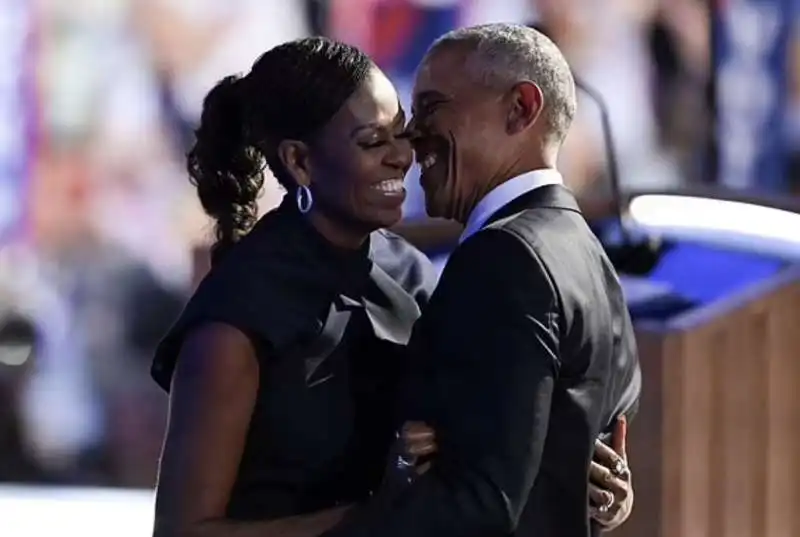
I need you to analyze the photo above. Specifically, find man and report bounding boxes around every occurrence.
[325,24,641,536]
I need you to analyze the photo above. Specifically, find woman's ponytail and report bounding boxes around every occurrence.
[187,75,264,265]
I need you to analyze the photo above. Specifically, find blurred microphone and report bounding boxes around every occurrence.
[572,75,662,275]
[528,22,662,275]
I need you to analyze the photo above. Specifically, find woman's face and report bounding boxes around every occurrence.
[307,66,413,231]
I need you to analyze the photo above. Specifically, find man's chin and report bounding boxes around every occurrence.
[423,193,448,219]
[420,166,452,219]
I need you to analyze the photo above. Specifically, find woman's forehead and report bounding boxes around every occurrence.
[340,68,402,126]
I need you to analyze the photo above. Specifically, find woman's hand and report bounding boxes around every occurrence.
[377,421,437,500]
[396,418,634,532]
[399,421,437,475]
[590,416,634,531]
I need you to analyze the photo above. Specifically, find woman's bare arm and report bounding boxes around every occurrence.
[153,323,349,537]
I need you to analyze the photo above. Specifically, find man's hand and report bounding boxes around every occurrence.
[590,416,634,531]
[397,418,634,531]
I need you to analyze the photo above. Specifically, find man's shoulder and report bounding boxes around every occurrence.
[486,203,590,248]
[454,226,536,263]
[440,227,552,295]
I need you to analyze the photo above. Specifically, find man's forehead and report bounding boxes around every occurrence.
[413,47,470,101]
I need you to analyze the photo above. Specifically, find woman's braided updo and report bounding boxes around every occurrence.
[187,37,372,264]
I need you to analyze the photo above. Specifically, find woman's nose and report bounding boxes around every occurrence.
[386,136,413,170]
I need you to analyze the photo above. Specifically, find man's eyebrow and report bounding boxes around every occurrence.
[412,90,449,111]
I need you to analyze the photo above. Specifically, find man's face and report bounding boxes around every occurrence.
[410,47,510,222]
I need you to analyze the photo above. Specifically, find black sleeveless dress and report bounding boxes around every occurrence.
[151,197,438,521]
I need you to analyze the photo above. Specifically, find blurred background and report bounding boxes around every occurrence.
[1,0,799,535]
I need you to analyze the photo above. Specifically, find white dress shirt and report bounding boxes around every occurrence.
[460,169,564,243]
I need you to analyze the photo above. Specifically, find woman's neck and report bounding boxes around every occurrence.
[307,211,369,251]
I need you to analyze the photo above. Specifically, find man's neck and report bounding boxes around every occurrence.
[456,153,556,224]
[458,167,564,242]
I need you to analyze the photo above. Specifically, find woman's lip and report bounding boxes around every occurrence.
[370,178,406,196]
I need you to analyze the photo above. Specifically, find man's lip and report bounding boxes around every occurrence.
[413,134,448,165]
[415,150,438,170]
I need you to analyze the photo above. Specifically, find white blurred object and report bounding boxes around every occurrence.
[0,343,32,366]
[0,486,154,537]
[166,0,310,121]
[409,0,459,7]
[530,0,677,190]
[0,244,99,468]
[18,367,100,470]
[95,39,163,147]
[462,0,535,26]
[0,244,101,469]
[89,165,194,289]
[628,194,800,259]
[0,0,32,239]
[618,274,677,304]
[574,30,662,187]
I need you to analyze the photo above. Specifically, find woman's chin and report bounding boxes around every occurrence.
[378,207,405,230]
[360,205,403,231]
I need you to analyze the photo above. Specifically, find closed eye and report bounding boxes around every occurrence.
[413,99,447,120]
[362,139,388,148]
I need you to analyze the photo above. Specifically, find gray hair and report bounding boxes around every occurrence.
[426,23,577,142]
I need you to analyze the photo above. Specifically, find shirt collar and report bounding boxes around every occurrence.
[460,169,563,243]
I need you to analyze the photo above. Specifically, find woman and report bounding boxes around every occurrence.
[151,37,632,537]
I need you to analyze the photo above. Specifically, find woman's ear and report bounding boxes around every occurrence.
[277,140,312,188]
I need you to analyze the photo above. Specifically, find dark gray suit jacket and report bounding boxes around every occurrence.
[324,185,641,537]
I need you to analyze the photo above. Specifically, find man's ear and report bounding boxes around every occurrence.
[506,80,543,134]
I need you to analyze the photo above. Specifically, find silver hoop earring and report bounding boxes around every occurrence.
[296,185,313,214]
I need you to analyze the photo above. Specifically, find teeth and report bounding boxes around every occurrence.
[422,154,437,170]
[373,179,404,193]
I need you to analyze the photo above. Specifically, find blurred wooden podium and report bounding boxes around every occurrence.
[619,267,800,537]
[190,245,800,537]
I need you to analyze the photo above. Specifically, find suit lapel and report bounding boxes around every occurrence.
[486,184,582,227]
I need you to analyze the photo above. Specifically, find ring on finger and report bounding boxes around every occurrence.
[597,493,614,514]
[611,458,628,478]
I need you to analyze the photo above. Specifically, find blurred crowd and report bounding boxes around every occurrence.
[0,0,734,489]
